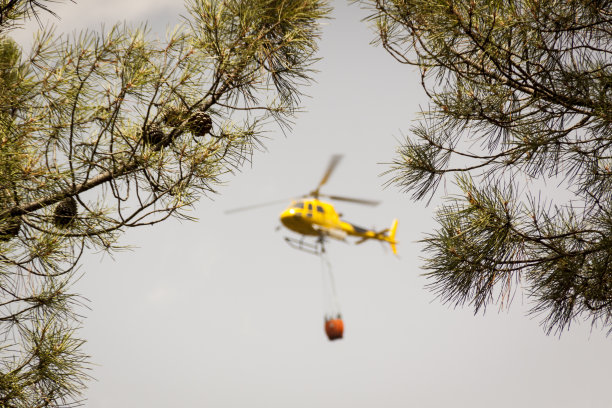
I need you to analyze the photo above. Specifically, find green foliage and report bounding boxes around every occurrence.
[365,0,612,334]
[0,0,329,406]
[0,1,74,34]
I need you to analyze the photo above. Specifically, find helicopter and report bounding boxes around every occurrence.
[227,155,398,255]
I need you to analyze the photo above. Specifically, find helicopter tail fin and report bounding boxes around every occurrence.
[387,219,398,255]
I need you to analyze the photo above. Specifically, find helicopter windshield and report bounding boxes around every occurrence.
[293,201,305,209]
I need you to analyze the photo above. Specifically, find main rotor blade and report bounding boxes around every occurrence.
[225,198,290,214]
[312,154,343,196]
[321,194,380,206]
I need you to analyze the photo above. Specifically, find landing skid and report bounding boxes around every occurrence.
[284,235,327,255]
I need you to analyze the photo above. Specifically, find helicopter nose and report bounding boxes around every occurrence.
[280,208,301,227]
[280,208,297,221]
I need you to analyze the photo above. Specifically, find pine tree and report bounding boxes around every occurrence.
[364,0,612,334]
[0,0,329,406]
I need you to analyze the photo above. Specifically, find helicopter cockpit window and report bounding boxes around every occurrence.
[294,202,304,209]
[316,206,324,213]
[308,203,313,211]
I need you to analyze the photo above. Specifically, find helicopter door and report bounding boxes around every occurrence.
[306,202,313,217]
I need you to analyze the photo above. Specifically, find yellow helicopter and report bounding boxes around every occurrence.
[227,155,398,255]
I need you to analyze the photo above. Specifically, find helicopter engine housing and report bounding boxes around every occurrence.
[321,228,347,241]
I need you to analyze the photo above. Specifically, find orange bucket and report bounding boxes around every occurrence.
[324,318,344,341]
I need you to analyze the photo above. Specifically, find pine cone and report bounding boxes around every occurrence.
[0,215,21,241]
[187,109,212,137]
[53,197,77,228]
[1,189,21,241]
[163,107,187,128]
[143,124,166,146]
[142,124,173,151]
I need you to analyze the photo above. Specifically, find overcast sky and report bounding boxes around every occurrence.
[12,1,612,408]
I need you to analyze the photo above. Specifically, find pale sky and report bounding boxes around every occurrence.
[11,1,612,408]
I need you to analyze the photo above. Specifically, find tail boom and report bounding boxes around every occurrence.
[352,219,398,255]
